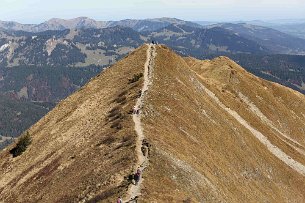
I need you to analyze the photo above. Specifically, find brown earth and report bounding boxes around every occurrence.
[1,44,305,203]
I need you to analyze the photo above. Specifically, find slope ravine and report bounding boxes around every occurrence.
[124,43,156,202]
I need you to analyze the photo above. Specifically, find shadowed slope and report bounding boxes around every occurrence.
[141,45,305,202]
[0,45,148,202]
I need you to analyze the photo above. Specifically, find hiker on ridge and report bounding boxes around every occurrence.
[134,168,141,185]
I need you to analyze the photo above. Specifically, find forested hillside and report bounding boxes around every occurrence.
[0,65,102,102]
[0,95,54,149]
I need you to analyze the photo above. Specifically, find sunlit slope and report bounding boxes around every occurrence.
[0,44,304,203]
[0,46,148,202]
[141,45,305,202]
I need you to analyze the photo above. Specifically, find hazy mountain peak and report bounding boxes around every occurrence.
[0,17,202,32]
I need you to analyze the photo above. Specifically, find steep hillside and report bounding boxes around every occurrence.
[1,44,305,202]
[0,45,148,202]
[201,53,305,95]
[141,46,305,202]
[226,54,305,94]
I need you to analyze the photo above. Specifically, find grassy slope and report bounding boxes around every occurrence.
[0,46,147,202]
[1,44,305,202]
[141,45,305,202]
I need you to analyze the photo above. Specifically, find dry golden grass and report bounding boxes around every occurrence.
[141,45,305,202]
[1,44,305,203]
[0,45,147,203]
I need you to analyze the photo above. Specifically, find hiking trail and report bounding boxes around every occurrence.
[124,43,156,202]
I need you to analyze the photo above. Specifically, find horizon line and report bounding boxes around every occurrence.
[1,16,305,25]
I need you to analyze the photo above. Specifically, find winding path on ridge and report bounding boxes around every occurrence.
[124,44,156,202]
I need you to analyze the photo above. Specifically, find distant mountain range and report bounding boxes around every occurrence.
[1,21,305,68]
[0,17,202,32]
[267,23,305,40]
[1,17,305,140]
[210,23,305,54]
[0,17,304,57]
[197,19,305,39]
[2,17,305,39]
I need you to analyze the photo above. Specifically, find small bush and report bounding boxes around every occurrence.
[108,108,120,118]
[110,121,123,130]
[108,106,120,113]
[128,73,143,84]
[183,198,192,203]
[10,132,32,157]
[122,135,132,142]
[118,90,128,97]
[115,96,127,104]
[99,135,116,145]
[108,113,124,122]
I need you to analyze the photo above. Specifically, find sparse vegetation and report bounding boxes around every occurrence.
[110,121,123,130]
[122,135,132,143]
[183,198,192,203]
[115,96,127,104]
[109,112,124,122]
[98,134,117,146]
[108,106,121,118]
[9,132,31,157]
[118,90,128,97]
[128,73,143,84]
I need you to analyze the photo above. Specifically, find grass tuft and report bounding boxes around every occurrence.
[128,73,143,84]
[10,132,32,157]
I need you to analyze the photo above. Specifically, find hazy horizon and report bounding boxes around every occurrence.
[1,16,305,25]
[1,0,305,24]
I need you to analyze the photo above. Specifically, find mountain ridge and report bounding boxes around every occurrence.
[0,17,202,33]
[211,23,305,54]
[1,44,305,202]
[1,23,305,144]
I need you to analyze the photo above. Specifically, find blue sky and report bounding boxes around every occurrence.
[1,0,305,23]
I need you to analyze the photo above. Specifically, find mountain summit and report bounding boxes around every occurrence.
[0,44,305,202]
